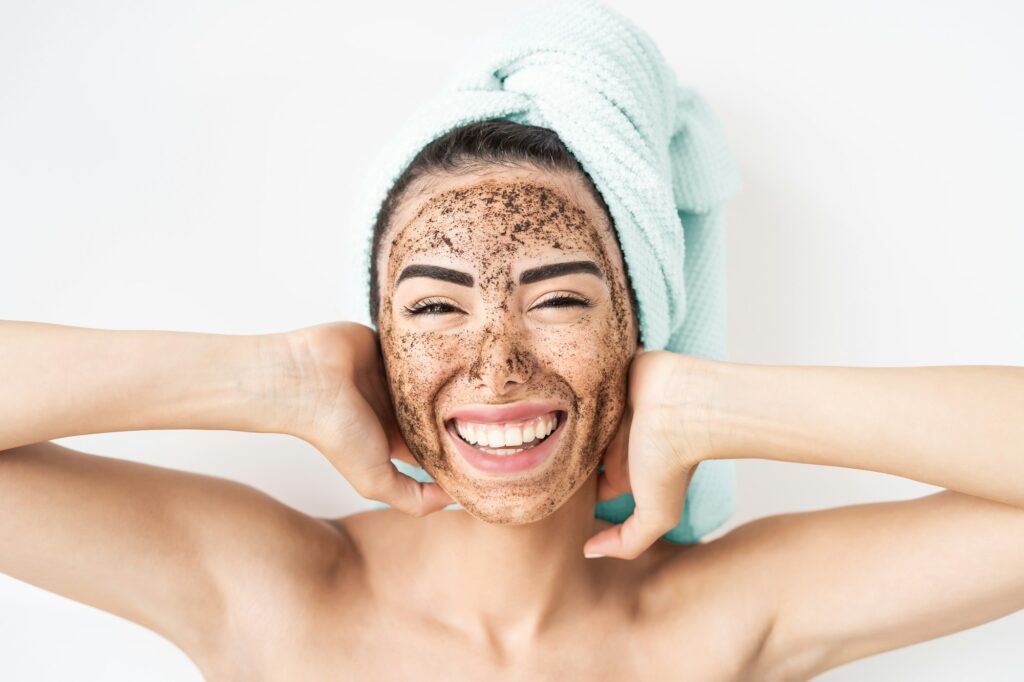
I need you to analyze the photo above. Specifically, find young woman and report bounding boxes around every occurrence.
[2,121,1022,681]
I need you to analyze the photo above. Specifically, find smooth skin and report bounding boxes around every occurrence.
[1,319,1023,679]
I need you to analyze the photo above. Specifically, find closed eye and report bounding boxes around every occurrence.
[401,299,460,317]
[535,294,591,310]
[401,295,591,318]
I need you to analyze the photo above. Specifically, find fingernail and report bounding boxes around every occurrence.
[584,552,605,559]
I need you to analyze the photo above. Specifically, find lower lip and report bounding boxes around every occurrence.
[446,412,566,475]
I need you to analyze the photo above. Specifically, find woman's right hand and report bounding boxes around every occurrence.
[284,321,455,517]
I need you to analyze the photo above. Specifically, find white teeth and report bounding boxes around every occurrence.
[478,445,529,456]
[451,411,562,452]
[504,426,523,447]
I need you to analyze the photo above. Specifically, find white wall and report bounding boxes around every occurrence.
[2,1,1021,679]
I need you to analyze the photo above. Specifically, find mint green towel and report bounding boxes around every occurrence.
[353,0,742,543]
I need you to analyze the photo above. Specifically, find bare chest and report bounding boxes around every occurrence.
[204,598,750,682]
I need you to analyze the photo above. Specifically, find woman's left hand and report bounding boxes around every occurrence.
[582,349,715,560]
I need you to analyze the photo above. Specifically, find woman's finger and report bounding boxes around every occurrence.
[358,459,455,517]
[583,457,693,559]
[338,393,453,515]
[581,503,677,559]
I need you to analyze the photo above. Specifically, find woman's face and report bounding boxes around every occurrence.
[376,166,639,525]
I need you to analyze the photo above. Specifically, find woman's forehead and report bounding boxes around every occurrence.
[382,175,619,283]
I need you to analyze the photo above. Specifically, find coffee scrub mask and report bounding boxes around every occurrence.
[376,172,639,525]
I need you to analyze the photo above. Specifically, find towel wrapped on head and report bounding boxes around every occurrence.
[352,0,742,543]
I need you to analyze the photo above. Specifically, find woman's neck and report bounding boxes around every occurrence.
[408,467,611,653]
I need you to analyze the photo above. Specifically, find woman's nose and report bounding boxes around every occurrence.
[468,329,535,396]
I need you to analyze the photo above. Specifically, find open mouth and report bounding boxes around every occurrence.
[443,410,567,475]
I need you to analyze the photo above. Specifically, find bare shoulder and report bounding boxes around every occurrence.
[727,492,1024,681]
[636,519,784,680]
[197,504,366,678]
[638,493,1024,681]
[0,441,361,681]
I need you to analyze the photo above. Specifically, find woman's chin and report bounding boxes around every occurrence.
[431,452,571,519]
[456,496,560,525]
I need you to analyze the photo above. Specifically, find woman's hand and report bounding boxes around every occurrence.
[285,321,455,517]
[583,350,717,559]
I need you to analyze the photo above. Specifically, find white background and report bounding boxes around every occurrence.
[2,0,1022,679]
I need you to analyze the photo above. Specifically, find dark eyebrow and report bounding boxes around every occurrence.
[396,264,474,287]
[520,260,604,284]
[395,259,605,288]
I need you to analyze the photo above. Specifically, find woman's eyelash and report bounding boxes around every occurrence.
[401,300,459,317]
[401,295,591,317]
[538,295,591,309]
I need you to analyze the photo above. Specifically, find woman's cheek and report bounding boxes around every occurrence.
[578,315,633,445]
[537,313,620,377]
[390,323,461,360]
[379,330,447,435]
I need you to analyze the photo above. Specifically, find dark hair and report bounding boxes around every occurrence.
[367,118,637,327]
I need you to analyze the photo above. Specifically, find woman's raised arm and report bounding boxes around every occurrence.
[0,320,297,452]
[0,321,342,669]
[0,319,452,513]
[706,361,1024,509]
[0,320,450,671]
[588,354,1024,680]
[590,355,1024,558]
[707,361,1024,680]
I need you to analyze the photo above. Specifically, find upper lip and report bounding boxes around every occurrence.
[444,401,566,425]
